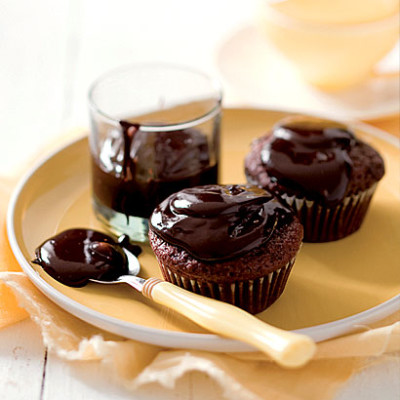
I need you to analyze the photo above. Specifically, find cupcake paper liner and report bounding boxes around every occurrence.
[158,257,296,314]
[281,183,377,242]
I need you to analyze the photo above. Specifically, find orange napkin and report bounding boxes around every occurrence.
[0,178,28,327]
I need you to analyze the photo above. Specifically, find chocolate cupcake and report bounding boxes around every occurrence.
[148,184,303,314]
[245,116,385,242]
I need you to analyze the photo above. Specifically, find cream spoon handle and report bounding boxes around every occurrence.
[142,278,316,368]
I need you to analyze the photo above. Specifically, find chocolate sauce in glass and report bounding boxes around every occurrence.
[32,229,141,287]
[261,117,357,204]
[92,121,218,219]
[150,184,294,261]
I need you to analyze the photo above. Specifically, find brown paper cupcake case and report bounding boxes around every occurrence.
[281,183,377,242]
[158,257,297,314]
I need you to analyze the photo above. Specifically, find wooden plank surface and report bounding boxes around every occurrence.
[0,319,45,400]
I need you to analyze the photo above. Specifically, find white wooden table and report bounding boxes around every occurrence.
[1,1,399,398]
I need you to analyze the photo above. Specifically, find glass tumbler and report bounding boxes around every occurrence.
[88,63,222,242]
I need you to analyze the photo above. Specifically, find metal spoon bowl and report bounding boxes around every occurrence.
[89,248,145,291]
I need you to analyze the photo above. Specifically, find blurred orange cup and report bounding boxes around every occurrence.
[257,1,400,90]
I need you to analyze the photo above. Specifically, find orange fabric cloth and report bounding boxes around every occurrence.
[0,178,28,327]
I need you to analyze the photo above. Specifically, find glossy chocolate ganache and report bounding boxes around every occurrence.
[259,117,357,205]
[149,184,295,262]
[92,120,218,219]
[33,229,141,287]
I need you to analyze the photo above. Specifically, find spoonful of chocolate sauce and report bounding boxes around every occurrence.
[33,229,141,287]
[32,228,315,368]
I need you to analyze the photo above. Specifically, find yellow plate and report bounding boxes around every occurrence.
[8,108,400,351]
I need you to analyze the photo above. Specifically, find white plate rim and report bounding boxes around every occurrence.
[7,107,400,352]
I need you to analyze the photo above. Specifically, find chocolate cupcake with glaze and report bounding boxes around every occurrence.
[245,116,385,242]
[148,184,303,314]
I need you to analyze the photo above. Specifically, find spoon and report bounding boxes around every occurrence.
[34,229,315,368]
[91,247,316,368]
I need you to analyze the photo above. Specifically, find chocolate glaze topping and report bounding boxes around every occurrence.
[149,184,294,261]
[32,229,141,287]
[260,116,357,204]
[92,121,218,219]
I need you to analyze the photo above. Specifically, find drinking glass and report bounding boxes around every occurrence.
[88,63,222,242]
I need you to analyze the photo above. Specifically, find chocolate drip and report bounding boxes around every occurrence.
[261,117,357,204]
[119,121,140,182]
[92,120,218,219]
[150,184,294,261]
[32,229,140,287]
[117,234,142,257]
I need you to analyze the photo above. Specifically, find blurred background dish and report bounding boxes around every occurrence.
[217,24,400,120]
[261,0,400,24]
[257,0,399,90]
